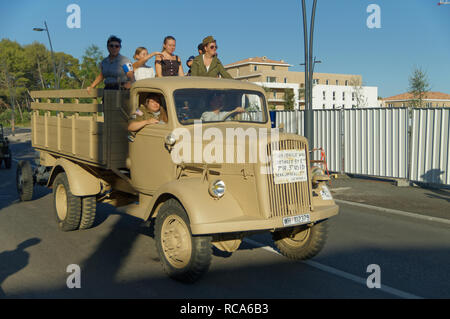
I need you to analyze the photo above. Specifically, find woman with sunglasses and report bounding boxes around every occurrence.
[155,36,184,77]
[190,36,232,79]
[88,35,134,91]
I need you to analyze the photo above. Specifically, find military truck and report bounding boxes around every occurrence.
[19,77,338,282]
[0,124,12,169]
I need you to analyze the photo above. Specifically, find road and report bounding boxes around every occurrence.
[0,138,449,298]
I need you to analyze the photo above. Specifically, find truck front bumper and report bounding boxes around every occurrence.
[190,204,339,235]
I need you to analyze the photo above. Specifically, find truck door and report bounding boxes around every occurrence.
[129,91,176,194]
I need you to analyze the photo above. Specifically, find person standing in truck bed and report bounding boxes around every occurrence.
[190,36,232,79]
[87,35,134,91]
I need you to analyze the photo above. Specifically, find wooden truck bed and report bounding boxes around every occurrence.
[30,89,131,169]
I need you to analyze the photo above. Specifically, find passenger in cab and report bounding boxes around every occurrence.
[88,35,134,91]
[155,36,184,77]
[132,47,162,81]
[128,93,168,132]
[191,36,232,79]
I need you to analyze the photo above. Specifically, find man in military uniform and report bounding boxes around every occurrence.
[128,93,167,132]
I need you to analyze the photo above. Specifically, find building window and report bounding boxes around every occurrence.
[273,92,276,99]
[272,66,276,71]
[333,92,336,100]
[345,80,348,86]
[336,80,339,85]
[326,80,329,85]
[333,104,335,109]
[342,92,345,100]
[322,104,326,109]
[254,65,258,71]
[267,76,276,83]
[313,79,319,84]
[352,93,355,101]
[323,91,326,100]
[284,77,287,83]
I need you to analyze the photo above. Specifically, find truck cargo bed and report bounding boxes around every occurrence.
[30,89,131,169]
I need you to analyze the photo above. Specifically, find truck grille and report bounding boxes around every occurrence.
[265,139,312,218]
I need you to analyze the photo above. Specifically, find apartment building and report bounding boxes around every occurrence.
[225,56,378,110]
[383,92,450,108]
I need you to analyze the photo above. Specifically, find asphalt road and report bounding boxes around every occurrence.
[0,139,449,299]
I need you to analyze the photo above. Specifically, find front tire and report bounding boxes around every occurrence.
[272,220,329,260]
[155,199,212,283]
[53,172,82,231]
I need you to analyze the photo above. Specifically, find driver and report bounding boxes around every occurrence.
[200,93,244,122]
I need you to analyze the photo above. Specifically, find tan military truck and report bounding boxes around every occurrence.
[19,77,338,282]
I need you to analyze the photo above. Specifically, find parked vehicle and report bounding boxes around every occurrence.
[0,124,12,169]
[18,77,338,282]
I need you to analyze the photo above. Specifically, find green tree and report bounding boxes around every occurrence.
[408,66,430,108]
[79,45,104,88]
[283,88,295,110]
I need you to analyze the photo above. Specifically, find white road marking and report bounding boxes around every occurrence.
[335,199,450,226]
[243,238,423,299]
[330,187,352,192]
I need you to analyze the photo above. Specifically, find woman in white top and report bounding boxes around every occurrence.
[132,47,162,81]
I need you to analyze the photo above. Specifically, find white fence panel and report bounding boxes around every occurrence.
[410,108,450,185]
[313,110,342,172]
[343,108,409,178]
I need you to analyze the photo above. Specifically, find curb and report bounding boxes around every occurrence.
[335,199,450,226]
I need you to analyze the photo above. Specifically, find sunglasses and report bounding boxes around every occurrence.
[208,45,218,50]
[108,44,121,48]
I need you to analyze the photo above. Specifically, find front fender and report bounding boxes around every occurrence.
[47,158,101,196]
[145,177,245,231]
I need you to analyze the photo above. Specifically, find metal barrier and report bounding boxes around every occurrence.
[410,108,450,185]
[271,108,450,186]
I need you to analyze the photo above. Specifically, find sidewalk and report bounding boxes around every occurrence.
[329,176,450,221]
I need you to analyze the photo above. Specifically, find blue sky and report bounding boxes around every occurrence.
[1,0,449,97]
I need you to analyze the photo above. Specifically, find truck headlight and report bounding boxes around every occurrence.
[209,180,226,199]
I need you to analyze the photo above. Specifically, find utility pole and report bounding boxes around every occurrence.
[301,0,318,150]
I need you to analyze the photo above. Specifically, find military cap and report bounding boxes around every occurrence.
[202,36,216,47]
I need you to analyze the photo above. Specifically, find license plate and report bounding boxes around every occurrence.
[283,214,311,227]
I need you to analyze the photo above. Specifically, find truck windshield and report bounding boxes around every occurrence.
[173,89,267,125]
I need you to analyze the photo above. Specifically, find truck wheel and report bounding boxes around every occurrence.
[16,160,34,201]
[272,220,329,260]
[155,199,212,283]
[5,155,11,169]
[53,172,82,231]
[79,196,97,230]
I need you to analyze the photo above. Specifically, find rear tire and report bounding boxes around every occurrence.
[272,220,329,260]
[79,196,97,230]
[53,172,81,231]
[16,160,34,201]
[155,199,212,283]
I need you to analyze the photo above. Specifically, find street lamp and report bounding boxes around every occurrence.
[33,21,59,89]
[301,0,318,150]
